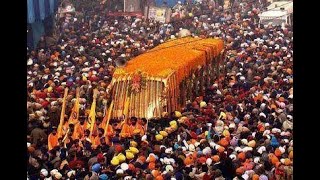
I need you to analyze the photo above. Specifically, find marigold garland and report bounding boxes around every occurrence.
[113,37,224,86]
[128,70,147,95]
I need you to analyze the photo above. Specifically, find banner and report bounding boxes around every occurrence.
[124,0,141,12]
[147,6,167,23]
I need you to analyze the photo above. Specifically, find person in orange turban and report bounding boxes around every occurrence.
[137,155,146,164]
[218,146,225,153]
[48,127,59,151]
[184,156,194,166]
[275,162,281,168]
[148,154,156,163]
[259,126,265,132]
[252,174,260,180]
[28,146,35,154]
[133,118,145,136]
[279,97,285,102]
[155,175,164,180]
[219,138,229,147]
[238,152,246,161]
[119,118,133,138]
[198,157,207,164]
[192,151,197,159]
[268,153,275,160]
[271,104,277,110]
[274,148,282,157]
[115,144,123,153]
[286,68,292,75]
[128,163,135,171]
[148,162,155,170]
[152,170,160,177]
[271,156,279,165]
[236,167,244,175]
[212,155,220,162]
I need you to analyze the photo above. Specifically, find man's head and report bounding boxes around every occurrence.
[98,128,105,137]
[69,123,75,130]
[79,116,86,125]
[100,136,106,144]
[52,127,57,135]
[130,117,137,125]
[96,118,102,125]
[84,129,90,137]
[141,118,147,125]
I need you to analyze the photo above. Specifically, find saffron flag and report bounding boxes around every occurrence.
[68,87,80,125]
[57,87,69,138]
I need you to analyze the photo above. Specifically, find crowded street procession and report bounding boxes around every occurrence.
[27,0,293,179]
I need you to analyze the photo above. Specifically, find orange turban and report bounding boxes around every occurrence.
[148,162,155,170]
[236,167,244,175]
[137,156,146,164]
[275,148,282,157]
[259,126,265,132]
[238,152,246,161]
[218,146,225,153]
[252,174,260,180]
[152,170,160,177]
[148,155,156,163]
[279,97,285,102]
[198,157,207,164]
[128,163,135,171]
[271,156,279,165]
[219,138,229,147]
[184,156,194,166]
[155,175,164,180]
[212,155,220,162]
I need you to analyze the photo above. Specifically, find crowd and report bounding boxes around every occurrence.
[27,0,293,179]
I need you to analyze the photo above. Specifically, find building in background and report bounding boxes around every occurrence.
[27,0,58,50]
[107,0,144,17]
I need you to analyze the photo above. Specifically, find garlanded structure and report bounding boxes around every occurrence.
[108,37,225,119]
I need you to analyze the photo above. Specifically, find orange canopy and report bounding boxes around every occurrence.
[113,37,224,84]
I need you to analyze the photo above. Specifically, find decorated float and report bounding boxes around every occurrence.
[107,37,225,119]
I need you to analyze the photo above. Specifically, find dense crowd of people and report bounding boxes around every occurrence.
[27,0,293,179]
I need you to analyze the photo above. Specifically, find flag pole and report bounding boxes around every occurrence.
[89,89,98,139]
[104,100,114,136]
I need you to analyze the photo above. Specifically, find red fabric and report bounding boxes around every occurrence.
[38,92,47,99]
[190,131,198,139]
[203,173,212,180]
[68,160,84,169]
[41,101,49,108]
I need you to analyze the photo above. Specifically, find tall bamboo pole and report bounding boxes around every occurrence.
[104,100,114,136]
